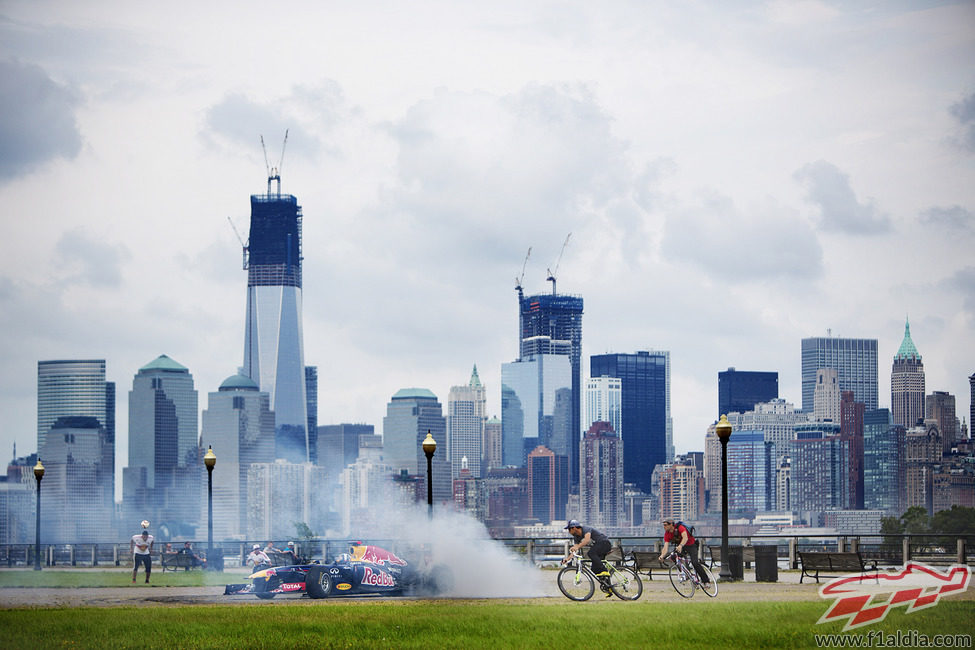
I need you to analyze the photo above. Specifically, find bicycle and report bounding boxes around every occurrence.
[557,551,643,601]
[665,550,717,598]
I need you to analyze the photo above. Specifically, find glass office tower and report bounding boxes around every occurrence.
[589,351,670,494]
[801,336,878,412]
[243,179,308,463]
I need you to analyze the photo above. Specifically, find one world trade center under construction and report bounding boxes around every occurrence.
[241,159,308,463]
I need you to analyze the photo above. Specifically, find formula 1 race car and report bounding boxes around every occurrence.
[224,544,453,599]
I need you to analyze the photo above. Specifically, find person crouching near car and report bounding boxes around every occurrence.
[247,544,271,571]
[280,541,300,565]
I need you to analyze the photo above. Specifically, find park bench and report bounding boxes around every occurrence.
[707,545,755,570]
[624,550,670,580]
[161,552,202,571]
[798,551,878,584]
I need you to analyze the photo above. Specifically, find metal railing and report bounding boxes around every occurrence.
[1,534,970,569]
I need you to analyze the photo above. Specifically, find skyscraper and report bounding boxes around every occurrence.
[124,355,199,531]
[482,416,502,474]
[382,388,451,504]
[38,416,114,543]
[586,376,622,438]
[725,430,774,513]
[501,355,571,466]
[517,290,583,487]
[891,319,925,428]
[717,368,778,418]
[814,368,841,422]
[801,336,878,412]
[589,351,670,493]
[659,461,704,522]
[969,373,974,440]
[527,445,569,524]
[579,421,623,527]
[447,366,487,479]
[840,391,865,510]
[863,408,901,514]
[305,366,318,463]
[199,373,275,540]
[925,391,957,453]
[787,435,850,513]
[242,173,308,463]
[37,360,113,453]
[318,423,375,481]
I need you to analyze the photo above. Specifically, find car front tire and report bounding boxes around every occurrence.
[306,567,332,599]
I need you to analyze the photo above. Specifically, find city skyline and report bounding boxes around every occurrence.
[1,2,974,485]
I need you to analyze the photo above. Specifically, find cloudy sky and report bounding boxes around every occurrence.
[2,1,973,492]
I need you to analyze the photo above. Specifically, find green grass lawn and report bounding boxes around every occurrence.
[0,569,241,587]
[1,597,973,649]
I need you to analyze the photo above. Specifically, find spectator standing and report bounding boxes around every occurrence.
[130,529,154,584]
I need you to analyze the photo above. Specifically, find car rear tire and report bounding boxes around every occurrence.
[306,567,332,599]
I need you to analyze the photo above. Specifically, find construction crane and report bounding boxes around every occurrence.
[227,216,249,270]
[546,233,571,295]
[261,129,288,195]
[515,246,532,303]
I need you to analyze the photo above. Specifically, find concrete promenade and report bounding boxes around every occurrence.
[1,567,971,608]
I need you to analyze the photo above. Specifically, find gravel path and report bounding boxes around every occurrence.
[1,570,971,608]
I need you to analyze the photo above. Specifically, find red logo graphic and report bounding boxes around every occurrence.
[361,566,396,587]
[818,563,971,631]
[279,582,304,592]
[353,545,408,567]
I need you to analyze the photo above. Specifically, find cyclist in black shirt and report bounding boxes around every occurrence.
[563,519,613,581]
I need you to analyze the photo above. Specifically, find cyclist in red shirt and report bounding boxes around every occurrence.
[658,519,710,587]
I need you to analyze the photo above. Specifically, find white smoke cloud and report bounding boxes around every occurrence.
[348,504,547,598]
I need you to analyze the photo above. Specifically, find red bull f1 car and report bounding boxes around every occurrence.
[224,544,453,599]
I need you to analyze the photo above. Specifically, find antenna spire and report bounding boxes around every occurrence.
[260,130,288,195]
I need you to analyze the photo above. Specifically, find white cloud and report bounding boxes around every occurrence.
[794,160,892,235]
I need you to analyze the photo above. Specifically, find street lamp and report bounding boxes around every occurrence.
[422,431,436,519]
[33,459,44,571]
[204,446,216,570]
[715,414,733,581]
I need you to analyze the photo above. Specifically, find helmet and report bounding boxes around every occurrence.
[252,544,260,550]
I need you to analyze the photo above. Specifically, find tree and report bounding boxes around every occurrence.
[900,506,930,534]
[293,521,317,540]
[930,506,975,535]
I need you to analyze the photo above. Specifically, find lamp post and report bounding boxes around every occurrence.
[33,459,44,571]
[203,446,216,570]
[422,431,436,519]
[715,414,733,580]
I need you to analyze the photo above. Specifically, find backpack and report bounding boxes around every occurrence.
[674,521,695,537]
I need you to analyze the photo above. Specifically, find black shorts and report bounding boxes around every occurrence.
[134,554,151,571]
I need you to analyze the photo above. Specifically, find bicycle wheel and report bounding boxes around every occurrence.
[668,564,695,598]
[609,567,643,600]
[557,566,595,601]
[698,564,718,597]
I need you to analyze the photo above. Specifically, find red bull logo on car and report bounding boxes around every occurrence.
[361,566,396,587]
[351,545,408,567]
[818,562,971,631]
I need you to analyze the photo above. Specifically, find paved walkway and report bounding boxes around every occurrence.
[1,568,972,608]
